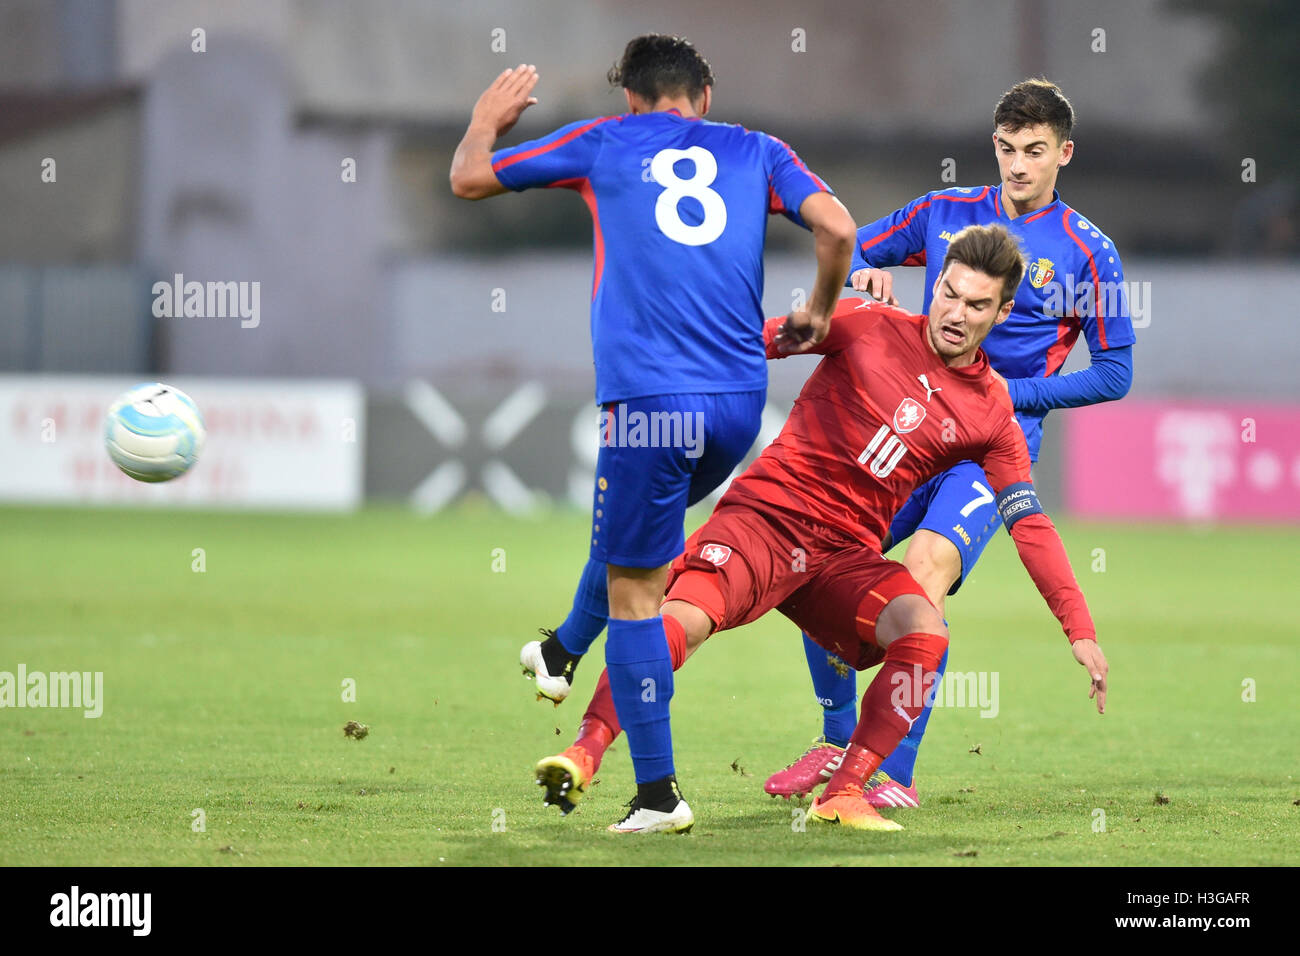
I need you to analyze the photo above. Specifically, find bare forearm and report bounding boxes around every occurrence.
[450,121,506,199]
[796,192,855,316]
[450,64,538,200]
[808,221,854,318]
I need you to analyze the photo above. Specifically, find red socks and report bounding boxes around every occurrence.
[576,669,621,758]
[662,614,688,669]
[823,743,886,796]
[831,631,947,791]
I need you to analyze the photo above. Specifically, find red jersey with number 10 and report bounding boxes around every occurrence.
[720,296,1096,645]
[723,297,1030,549]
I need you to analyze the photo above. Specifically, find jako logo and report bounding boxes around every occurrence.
[151,274,260,328]
[50,886,151,936]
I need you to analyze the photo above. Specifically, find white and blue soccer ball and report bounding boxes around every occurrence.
[104,383,206,483]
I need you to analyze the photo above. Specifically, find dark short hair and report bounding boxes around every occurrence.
[607,34,714,103]
[941,224,1027,305]
[994,78,1074,144]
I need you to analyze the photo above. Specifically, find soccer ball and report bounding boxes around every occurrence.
[104,383,206,482]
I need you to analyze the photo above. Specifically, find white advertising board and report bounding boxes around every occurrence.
[0,375,364,510]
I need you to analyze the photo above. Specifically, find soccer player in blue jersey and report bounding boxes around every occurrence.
[450,35,856,832]
[764,78,1135,809]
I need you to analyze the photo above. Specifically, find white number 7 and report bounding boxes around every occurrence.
[959,480,994,517]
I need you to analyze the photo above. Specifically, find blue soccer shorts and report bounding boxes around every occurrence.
[589,390,765,569]
[886,459,1005,595]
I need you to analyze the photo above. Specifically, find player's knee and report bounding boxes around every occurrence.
[878,593,948,651]
[660,599,713,657]
[880,614,948,675]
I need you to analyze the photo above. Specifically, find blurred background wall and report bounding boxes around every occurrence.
[0,0,1296,517]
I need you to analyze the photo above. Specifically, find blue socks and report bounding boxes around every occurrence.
[554,558,609,656]
[606,616,675,784]
[878,645,949,786]
[802,632,857,748]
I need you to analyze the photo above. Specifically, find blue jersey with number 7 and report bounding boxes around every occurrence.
[492,110,832,404]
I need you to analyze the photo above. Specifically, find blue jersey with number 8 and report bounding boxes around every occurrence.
[492,110,832,404]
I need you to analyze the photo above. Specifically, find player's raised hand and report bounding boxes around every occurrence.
[850,268,899,306]
[774,309,830,354]
[471,64,540,139]
[1070,638,1108,714]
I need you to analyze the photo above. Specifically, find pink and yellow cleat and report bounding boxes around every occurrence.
[809,787,904,831]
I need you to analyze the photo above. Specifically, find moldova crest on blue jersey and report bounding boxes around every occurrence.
[1028,257,1055,288]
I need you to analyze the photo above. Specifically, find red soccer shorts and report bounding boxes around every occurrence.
[663,503,931,670]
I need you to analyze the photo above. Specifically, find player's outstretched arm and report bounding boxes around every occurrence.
[450,64,540,200]
[982,407,1107,712]
[775,193,855,354]
[1070,637,1108,714]
[1005,507,1108,714]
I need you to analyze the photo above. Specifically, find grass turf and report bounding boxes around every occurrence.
[1,503,1296,866]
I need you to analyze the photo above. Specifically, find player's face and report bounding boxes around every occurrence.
[927,263,1015,365]
[992,124,1073,212]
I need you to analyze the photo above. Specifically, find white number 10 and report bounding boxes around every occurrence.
[859,424,908,479]
[650,146,727,246]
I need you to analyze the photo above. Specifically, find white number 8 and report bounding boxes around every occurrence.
[649,146,727,246]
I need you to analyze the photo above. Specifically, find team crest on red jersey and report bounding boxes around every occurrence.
[893,398,927,434]
[699,543,732,566]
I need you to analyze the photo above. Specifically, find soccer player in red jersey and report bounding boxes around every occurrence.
[548,224,1108,832]
[768,78,1133,809]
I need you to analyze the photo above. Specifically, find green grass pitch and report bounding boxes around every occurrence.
[1,503,1296,866]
